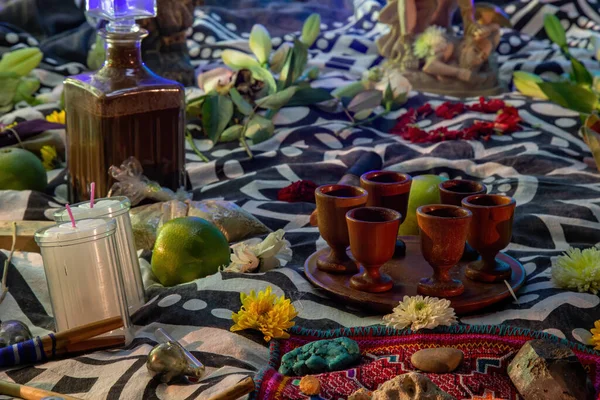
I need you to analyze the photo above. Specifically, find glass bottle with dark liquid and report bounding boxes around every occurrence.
[64,0,185,201]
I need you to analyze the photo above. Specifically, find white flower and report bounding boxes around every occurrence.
[413,25,448,60]
[382,295,457,331]
[196,67,233,93]
[222,229,292,273]
[223,244,260,273]
[552,246,600,294]
[363,68,412,106]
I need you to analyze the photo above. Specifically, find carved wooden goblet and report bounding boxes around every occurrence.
[439,179,487,261]
[315,184,368,274]
[347,207,401,293]
[462,194,516,283]
[416,205,472,297]
[360,171,412,256]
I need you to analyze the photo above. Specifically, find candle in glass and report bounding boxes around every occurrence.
[53,197,144,313]
[34,218,132,341]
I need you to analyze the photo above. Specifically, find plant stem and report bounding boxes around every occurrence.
[240,136,253,159]
[334,109,391,135]
[342,106,355,123]
[185,131,210,162]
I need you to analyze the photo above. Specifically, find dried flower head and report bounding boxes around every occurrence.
[230,286,297,341]
[552,246,600,294]
[413,26,448,60]
[383,295,457,331]
[299,375,321,395]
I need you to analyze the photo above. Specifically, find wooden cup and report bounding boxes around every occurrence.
[416,205,472,297]
[347,207,401,293]
[315,184,368,273]
[439,179,487,261]
[462,194,516,283]
[360,171,412,256]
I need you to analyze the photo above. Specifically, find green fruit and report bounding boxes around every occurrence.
[151,217,231,286]
[398,174,448,236]
[0,148,47,191]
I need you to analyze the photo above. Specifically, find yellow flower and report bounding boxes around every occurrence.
[45,110,65,124]
[230,286,297,342]
[40,145,58,170]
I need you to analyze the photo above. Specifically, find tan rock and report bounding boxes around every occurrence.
[410,348,464,373]
[349,372,456,400]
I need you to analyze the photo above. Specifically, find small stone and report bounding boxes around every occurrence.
[410,348,464,373]
[372,372,456,400]
[349,388,372,400]
[507,339,596,400]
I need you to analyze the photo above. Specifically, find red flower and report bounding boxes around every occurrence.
[463,120,494,140]
[467,97,506,113]
[435,102,466,119]
[417,103,433,117]
[277,180,318,203]
[391,108,417,134]
[494,107,521,133]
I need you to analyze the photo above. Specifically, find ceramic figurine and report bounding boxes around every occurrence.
[0,320,32,348]
[377,0,503,96]
[138,0,203,86]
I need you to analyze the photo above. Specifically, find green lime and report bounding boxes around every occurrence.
[0,148,47,192]
[398,174,448,236]
[151,217,231,286]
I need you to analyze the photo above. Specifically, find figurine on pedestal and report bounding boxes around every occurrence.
[138,0,203,86]
[377,0,503,96]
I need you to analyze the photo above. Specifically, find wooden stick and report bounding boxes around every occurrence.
[57,336,126,357]
[40,316,124,357]
[0,380,83,400]
[206,377,255,400]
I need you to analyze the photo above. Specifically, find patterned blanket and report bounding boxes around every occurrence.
[1,0,600,398]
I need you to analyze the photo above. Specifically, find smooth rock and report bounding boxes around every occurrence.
[507,339,596,400]
[410,348,464,373]
[278,337,361,376]
[0,320,32,347]
[349,372,456,400]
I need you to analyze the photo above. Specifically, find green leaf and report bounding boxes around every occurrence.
[13,77,40,105]
[383,82,394,105]
[249,24,272,65]
[354,108,373,120]
[245,114,274,144]
[230,88,253,115]
[331,81,369,99]
[280,40,308,87]
[538,81,597,114]
[513,71,547,99]
[280,46,296,89]
[570,57,593,86]
[255,86,298,109]
[347,89,383,113]
[0,73,20,107]
[544,14,567,49]
[301,13,321,47]
[220,124,244,142]
[286,87,333,106]
[201,94,234,142]
[186,94,207,119]
[221,49,261,70]
[248,66,277,95]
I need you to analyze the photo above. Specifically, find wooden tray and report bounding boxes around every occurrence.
[304,236,526,315]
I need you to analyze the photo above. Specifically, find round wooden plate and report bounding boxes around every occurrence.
[304,236,526,315]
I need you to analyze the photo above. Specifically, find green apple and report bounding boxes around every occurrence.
[398,174,448,235]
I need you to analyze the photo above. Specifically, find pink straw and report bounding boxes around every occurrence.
[65,204,76,228]
[90,182,95,208]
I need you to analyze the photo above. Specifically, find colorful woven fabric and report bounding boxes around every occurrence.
[255,325,600,400]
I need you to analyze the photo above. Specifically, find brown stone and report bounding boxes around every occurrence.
[507,339,596,400]
[410,348,464,373]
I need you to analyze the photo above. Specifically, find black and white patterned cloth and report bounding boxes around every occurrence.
[1,0,600,398]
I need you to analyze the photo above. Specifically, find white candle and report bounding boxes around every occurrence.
[35,218,132,341]
[54,197,144,313]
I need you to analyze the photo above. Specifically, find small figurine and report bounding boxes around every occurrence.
[0,320,33,348]
[146,328,205,384]
[377,0,503,96]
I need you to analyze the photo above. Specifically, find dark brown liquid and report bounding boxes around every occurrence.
[64,30,185,201]
[444,181,483,193]
[326,188,364,198]
[368,173,406,183]
[351,207,397,222]
[468,195,511,206]
[66,100,184,200]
